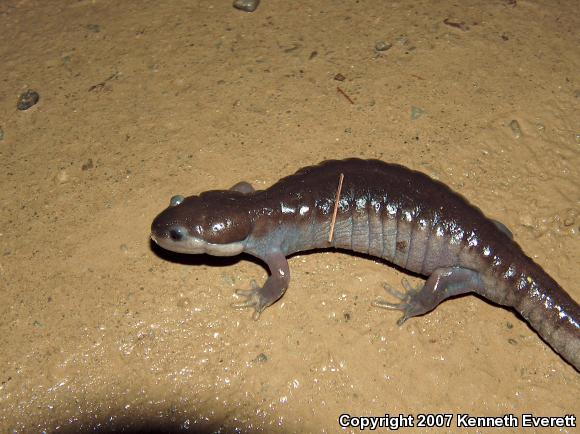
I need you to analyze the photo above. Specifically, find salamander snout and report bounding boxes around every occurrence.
[150,212,207,254]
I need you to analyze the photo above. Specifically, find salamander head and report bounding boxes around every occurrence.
[150,191,253,256]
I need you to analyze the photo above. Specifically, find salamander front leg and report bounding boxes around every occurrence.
[373,267,484,325]
[232,250,290,320]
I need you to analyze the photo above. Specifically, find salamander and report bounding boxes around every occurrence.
[150,159,580,370]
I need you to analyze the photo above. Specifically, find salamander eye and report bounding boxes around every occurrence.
[169,227,186,241]
[169,195,184,207]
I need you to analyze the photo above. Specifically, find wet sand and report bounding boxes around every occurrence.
[1,0,578,432]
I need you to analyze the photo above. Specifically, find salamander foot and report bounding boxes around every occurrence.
[231,280,264,320]
[372,267,483,325]
[231,251,290,320]
[373,278,426,325]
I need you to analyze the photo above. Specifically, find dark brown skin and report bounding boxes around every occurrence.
[151,159,580,370]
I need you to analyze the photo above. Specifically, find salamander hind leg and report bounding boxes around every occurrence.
[373,267,484,325]
[231,251,290,320]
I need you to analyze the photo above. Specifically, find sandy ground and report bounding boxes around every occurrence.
[1,0,579,432]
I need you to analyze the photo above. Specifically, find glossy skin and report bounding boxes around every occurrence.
[151,159,580,370]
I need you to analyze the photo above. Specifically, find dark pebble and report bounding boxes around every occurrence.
[508,119,522,138]
[81,158,94,171]
[86,24,101,33]
[233,0,260,12]
[253,353,268,363]
[17,90,40,110]
[375,41,392,52]
[334,73,346,81]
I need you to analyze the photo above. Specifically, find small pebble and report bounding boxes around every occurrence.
[0,127,4,141]
[86,24,101,33]
[233,0,260,12]
[375,41,392,52]
[334,73,346,81]
[508,119,522,138]
[253,353,268,364]
[17,90,40,110]
[120,244,129,252]
[395,36,409,45]
[563,209,577,224]
[81,158,94,171]
[410,106,424,120]
[55,170,69,184]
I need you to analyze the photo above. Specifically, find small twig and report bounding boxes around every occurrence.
[88,71,120,92]
[443,18,470,31]
[336,86,354,104]
[328,173,344,242]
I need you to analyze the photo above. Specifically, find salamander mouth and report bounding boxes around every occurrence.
[150,231,208,254]
[150,231,246,256]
